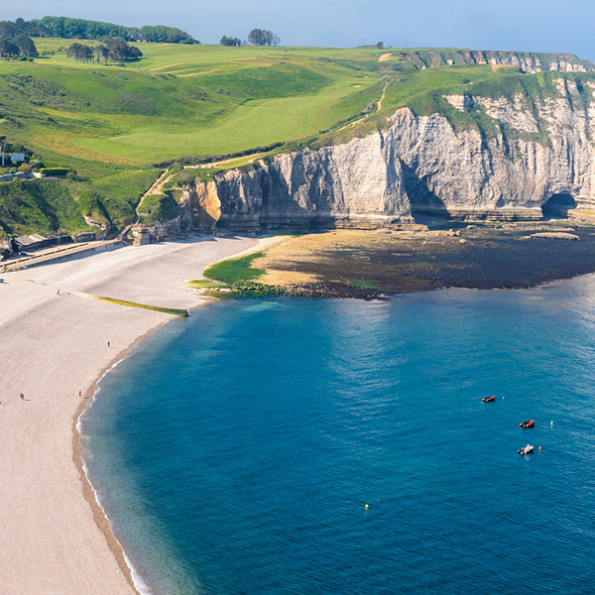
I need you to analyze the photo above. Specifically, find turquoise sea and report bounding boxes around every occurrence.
[80,276,595,594]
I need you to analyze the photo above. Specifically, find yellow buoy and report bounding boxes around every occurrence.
[365,504,369,510]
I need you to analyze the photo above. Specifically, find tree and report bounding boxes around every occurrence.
[0,20,39,58]
[0,21,16,39]
[67,42,94,63]
[0,38,19,58]
[94,44,109,65]
[106,38,143,63]
[107,38,126,62]
[220,35,242,46]
[67,42,83,62]
[14,18,27,35]
[263,30,280,46]
[139,25,196,44]
[30,16,198,44]
[127,45,143,61]
[248,28,265,46]
[248,28,280,46]
[68,39,141,64]
[14,34,38,57]
[82,45,94,63]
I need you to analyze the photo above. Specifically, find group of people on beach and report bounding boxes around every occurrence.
[2,390,86,404]
[1,340,112,405]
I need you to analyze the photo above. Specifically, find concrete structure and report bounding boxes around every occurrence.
[131,226,151,246]
[73,232,97,243]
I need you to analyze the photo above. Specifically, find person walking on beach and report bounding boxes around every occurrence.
[107,341,110,347]
[20,393,24,401]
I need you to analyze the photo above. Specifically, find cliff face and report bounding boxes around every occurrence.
[389,50,594,74]
[187,79,595,229]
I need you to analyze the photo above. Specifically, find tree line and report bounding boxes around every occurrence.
[7,16,198,44]
[220,28,280,47]
[0,20,38,59]
[67,39,143,64]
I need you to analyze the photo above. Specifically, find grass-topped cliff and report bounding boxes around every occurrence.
[1,39,594,236]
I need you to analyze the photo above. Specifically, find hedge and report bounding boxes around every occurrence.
[39,167,71,177]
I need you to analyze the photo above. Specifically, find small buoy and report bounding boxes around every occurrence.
[551,420,554,427]
[539,446,542,451]
[365,504,369,510]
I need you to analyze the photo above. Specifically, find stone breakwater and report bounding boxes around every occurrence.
[182,79,595,230]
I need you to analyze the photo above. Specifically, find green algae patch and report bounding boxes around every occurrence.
[95,295,188,317]
[189,279,226,289]
[195,251,298,299]
[348,279,380,289]
[203,251,265,283]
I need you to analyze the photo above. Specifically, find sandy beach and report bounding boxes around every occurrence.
[0,234,258,594]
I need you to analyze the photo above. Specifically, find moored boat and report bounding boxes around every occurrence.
[482,395,496,403]
[519,420,535,428]
[517,444,534,455]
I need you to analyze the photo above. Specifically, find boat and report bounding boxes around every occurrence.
[482,395,496,403]
[519,420,535,429]
[517,444,534,455]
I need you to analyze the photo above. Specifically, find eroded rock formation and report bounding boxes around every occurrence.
[185,79,595,229]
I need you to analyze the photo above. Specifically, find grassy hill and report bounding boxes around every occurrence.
[1,40,594,237]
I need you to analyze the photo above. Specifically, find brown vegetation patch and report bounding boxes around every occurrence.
[252,223,595,298]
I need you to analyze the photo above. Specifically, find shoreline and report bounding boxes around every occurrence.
[74,236,279,594]
[0,235,259,594]
[73,340,153,595]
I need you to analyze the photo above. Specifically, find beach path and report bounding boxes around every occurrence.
[0,235,258,594]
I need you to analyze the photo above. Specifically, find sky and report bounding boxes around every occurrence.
[7,1,595,60]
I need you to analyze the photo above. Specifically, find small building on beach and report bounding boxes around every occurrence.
[13,234,52,252]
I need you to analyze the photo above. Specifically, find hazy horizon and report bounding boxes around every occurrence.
[4,1,595,61]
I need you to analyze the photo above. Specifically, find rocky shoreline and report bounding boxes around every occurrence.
[245,223,595,299]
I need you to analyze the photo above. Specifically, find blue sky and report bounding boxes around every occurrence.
[8,1,595,60]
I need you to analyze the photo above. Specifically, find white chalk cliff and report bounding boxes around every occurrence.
[187,78,595,228]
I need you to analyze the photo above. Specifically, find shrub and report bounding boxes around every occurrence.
[138,193,180,225]
[39,167,70,177]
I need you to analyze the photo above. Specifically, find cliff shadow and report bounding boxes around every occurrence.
[541,193,577,219]
[400,160,452,223]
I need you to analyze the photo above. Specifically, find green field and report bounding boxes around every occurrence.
[11,40,383,165]
[1,39,593,236]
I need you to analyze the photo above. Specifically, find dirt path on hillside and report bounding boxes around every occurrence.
[185,153,267,170]
[132,169,174,224]
[336,80,390,132]
[144,169,174,196]
[376,81,389,111]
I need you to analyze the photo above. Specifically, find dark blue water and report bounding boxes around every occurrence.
[80,278,595,595]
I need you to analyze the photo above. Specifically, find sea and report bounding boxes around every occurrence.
[79,276,595,595]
